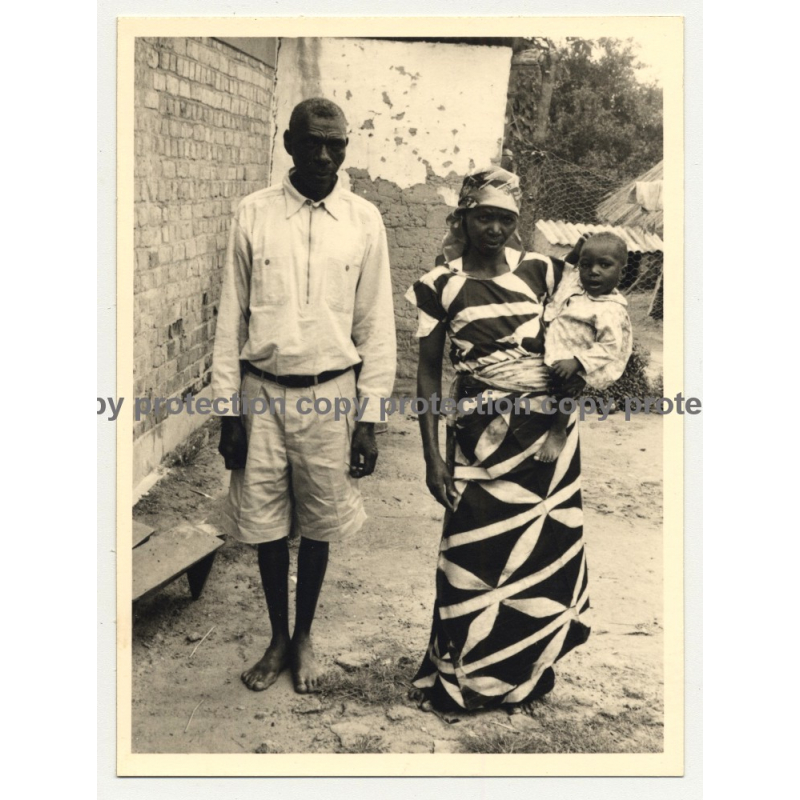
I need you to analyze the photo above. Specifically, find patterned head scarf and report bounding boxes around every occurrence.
[442,167,524,264]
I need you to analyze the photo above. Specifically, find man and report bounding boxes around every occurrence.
[212,98,396,694]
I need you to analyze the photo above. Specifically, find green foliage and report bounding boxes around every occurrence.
[508,37,663,186]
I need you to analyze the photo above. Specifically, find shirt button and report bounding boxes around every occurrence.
[305,199,312,205]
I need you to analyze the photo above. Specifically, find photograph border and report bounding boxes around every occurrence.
[115,14,685,778]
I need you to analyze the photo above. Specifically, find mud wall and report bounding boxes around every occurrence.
[271,38,512,387]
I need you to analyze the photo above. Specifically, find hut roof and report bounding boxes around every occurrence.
[596,161,664,235]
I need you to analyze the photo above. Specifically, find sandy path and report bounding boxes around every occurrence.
[131,411,663,755]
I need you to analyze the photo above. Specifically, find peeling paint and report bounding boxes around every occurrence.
[392,64,421,80]
[271,38,511,188]
[436,186,460,207]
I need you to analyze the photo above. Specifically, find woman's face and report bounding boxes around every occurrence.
[463,207,518,257]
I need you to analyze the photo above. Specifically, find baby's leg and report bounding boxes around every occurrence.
[535,367,572,463]
[535,409,569,463]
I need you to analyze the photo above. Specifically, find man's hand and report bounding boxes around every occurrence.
[218,416,248,470]
[425,456,458,511]
[350,421,378,478]
[552,358,582,381]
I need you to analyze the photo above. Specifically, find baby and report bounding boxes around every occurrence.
[536,232,634,462]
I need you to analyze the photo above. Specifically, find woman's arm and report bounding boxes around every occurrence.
[417,321,458,511]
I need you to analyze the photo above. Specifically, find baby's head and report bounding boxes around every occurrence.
[577,233,627,297]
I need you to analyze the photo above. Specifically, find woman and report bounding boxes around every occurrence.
[405,168,591,713]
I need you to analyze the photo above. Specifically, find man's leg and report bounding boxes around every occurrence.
[291,537,329,693]
[241,538,292,691]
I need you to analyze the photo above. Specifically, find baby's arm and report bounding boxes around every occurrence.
[574,306,633,390]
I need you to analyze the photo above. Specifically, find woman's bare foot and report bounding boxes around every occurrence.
[408,688,434,711]
[291,633,323,694]
[507,667,556,714]
[534,430,567,463]
[241,637,290,691]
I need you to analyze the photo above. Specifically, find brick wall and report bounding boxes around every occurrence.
[347,168,461,393]
[133,37,275,442]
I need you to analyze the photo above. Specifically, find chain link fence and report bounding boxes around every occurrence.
[512,149,663,320]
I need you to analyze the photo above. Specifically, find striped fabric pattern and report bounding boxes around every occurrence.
[412,388,591,711]
[405,251,565,375]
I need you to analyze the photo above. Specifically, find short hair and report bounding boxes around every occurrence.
[288,98,347,134]
[585,232,628,263]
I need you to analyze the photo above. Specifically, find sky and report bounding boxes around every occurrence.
[550,29,670,86]
[630,28,670,85]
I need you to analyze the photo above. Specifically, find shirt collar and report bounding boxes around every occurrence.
[283,170,344,220]
[561,268,627,305]
[576,283,628,306]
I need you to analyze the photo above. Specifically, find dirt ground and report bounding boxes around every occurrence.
[131,401,664,755]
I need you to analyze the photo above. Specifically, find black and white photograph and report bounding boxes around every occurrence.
[117,16,684,775]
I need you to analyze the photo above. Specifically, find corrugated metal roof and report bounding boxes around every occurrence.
[535,220,664,254]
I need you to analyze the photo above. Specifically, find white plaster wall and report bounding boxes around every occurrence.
[270,38,512,188]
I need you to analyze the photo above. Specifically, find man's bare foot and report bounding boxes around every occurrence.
[241,638,290,692]
[534,430,567,463]
[291,634,323,694]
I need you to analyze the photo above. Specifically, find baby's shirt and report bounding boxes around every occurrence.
[543,265,633,390]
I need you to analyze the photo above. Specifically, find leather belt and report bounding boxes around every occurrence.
[243,361,352,389]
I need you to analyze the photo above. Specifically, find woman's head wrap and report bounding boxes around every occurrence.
[442,167,524,264]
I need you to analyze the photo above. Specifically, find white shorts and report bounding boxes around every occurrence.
[220,368,367,544]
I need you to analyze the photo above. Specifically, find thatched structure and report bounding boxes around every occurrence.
[597,161,663,235]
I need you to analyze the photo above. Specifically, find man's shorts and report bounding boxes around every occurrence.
[220,368,367,544]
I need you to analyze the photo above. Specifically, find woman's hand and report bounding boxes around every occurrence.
[565,236,586,265]
[350,421,378,478]
[425,456,459,511]
[552,358,582,380]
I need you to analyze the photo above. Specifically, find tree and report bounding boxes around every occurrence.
[507,37,663,185]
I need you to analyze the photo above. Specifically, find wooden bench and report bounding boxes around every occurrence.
[132,522,225,603]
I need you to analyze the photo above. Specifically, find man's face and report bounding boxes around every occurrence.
[578,239,624,297]
[284,113,348,199]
